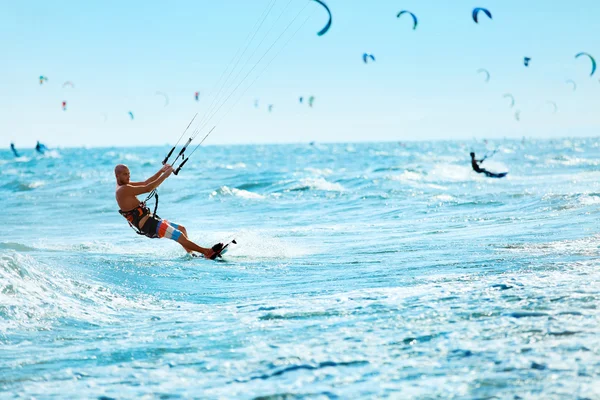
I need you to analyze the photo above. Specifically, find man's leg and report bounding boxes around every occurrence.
[168,223,193,253]
[158,220,214,258]
[176,235,214,258]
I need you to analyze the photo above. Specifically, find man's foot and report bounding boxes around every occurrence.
[191,251,214,259]
[207,243,224,260]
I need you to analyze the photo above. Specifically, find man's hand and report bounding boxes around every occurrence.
[160,164,172,173]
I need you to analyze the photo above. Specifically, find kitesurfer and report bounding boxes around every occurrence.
[115,164,219,259]
[35,141,47,154]
[10,143,19,157]
[470,152,486,173]
[470,152,506,178]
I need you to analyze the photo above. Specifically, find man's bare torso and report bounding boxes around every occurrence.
[116,184,144,211]
[116,184,150,227]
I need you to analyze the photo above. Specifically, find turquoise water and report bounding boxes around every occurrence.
[1,139,600,398]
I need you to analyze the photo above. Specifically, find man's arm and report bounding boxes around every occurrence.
[123,166,173,196]
[130,165,170,186]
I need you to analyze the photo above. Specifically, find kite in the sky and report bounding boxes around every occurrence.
[397,10,418,30]
[503,94,515,108]
[477,68,490,82]
[472,8,492,23]
[575,52,596,76]
[547,101,558,114]
[363,53,376,64]
[312,0,331,36]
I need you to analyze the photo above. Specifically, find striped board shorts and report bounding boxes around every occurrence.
[156,220,183,241]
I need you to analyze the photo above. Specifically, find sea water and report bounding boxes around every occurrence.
[1,139,599,398]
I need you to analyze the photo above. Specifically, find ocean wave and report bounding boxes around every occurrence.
[289,178,345,192]
[212,186,265,200]
[500,235,600,257]
[33,240,157,255]
[389,170,424,182]
[431,194,455,203]
[428,164,479,182]
[0,242,37,252]
[220,162,247,170]
[122,153,141,162]
[11,156,32,163]
[373,166,406,173]
[546,156,600,167]
[304,167,333,176]
[1,179,46,191]
[259,310,343,321]
[38,150,61,159]
[577,194,600,206]
[237,359,368,382]
[236,181,276,191]
[0,253,165,333]
[218,230,309,260]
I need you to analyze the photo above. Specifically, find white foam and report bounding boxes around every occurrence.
[296,178,345,192]
[0,253,165,332]
[432,194,455,202]
[223,163,247,170]
[212,186,265,199]
[428,164,473,182]
[578,195,600,206]
[501,235,600,257]
[123,153,140,161]
[28,181,45,189]
[547,156,599,167]
[304,167,333,176]
[217,230,310,260]
[35,150,61,159]
[390,171,424,182]
[425,184,449,191]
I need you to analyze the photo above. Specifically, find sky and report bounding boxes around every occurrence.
[1,0,599,148]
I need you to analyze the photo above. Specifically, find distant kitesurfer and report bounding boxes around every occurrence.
[10,142,19,157]
[115,164,219,259]
[470,152,507,178]
[470,152,486,173]
[35,141,47,154]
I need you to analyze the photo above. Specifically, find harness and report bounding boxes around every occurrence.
[118,190,159,237]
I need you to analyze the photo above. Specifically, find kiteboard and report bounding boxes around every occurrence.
[210,239,237,260]
[483,171,508,179]
[190,239,237,260]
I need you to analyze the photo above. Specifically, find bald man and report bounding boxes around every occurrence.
[115,164,218,259]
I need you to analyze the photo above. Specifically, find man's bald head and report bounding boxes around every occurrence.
[115,164,128,175]
[115,164,130,185]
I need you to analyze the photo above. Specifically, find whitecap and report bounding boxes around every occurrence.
[212,186,265,199]
[432,194,455,202]
[304,167,333,176]
[294,178,345,192]
[390,171,424,182]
